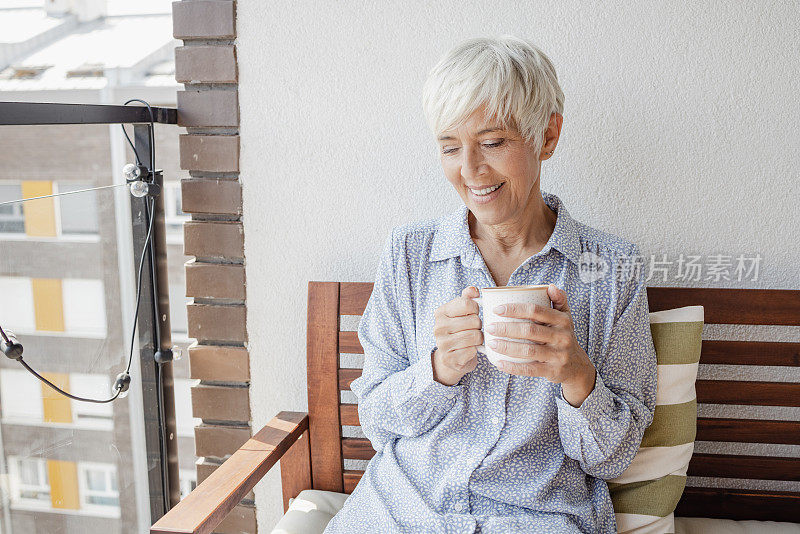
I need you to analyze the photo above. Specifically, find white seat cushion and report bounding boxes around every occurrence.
[271,490,349,534]
[271,490,800,534]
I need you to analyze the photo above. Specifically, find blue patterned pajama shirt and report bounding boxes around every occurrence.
[324,190,657,534]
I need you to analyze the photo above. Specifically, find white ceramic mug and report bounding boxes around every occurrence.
[469,284,553,367]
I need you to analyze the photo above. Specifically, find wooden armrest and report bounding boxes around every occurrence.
[151,411,309,534]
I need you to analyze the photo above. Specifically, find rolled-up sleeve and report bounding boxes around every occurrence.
[350,228,463,452]
[554,245,657,480]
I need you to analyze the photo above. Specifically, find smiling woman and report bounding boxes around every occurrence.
[323,35,657,534]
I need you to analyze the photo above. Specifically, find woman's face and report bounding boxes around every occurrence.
[437,104,559,221]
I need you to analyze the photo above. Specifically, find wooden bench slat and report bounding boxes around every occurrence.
[340,422,800,460]
[339,331,362,354]
[339,282,373,316]
[342,433,800,487]
[343,469,363,493]
[700,340,800,366]
[341,414,800,446]
[340,336,800,368]
[696,380,800,406]
[339,371,800,405]
[697,418,800,444]
[647,287,800,326]
[343,456,800,487]
[342,437,375,460]
[340,403,359,426]
[675,487,800,522]
[342,380,800,409]
[338,368,361,390]
[688,453,800,481]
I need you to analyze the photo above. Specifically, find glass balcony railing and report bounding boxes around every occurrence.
[0,102,195,533]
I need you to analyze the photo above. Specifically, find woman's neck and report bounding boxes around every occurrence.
[469,190,558,258]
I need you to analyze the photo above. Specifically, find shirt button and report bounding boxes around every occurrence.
[453,502,465,512]
[491,416,500,425]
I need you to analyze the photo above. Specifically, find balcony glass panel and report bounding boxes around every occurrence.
[0,121,194,533]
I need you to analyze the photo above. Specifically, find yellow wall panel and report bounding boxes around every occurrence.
[47,460,80,510]
[41,373,72,424]
[21,181,57,237]
[31,278,65,332]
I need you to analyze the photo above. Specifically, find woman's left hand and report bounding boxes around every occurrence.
[487,284,597,407]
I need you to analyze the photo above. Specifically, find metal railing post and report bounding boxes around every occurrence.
[131,123,180,520]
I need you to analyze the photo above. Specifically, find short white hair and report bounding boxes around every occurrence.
[422,35,565,156]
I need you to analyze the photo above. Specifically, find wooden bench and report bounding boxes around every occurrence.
[151,282,800,534]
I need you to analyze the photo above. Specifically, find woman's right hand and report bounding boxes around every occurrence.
[431,286,483,386]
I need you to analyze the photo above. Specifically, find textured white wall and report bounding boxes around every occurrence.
[236,2,800,529]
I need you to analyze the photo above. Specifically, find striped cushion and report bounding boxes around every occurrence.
[608,305,705,534]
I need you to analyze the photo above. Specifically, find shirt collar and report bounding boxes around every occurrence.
[428,189,581,268]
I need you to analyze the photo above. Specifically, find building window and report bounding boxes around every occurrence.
[0,276,106,337]
[9,457,50,507]
[0,183,25,233]
[0,368,44,423]
[78,462,119,512]
[0,277,36,332]
[61,278,107,337]
[56,182,99,235]
[70,374,113,429]
[0,180,99,238]
[0,369,116,430]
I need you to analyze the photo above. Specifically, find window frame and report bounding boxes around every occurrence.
[8,456,51,510]
[0,180,101,241]
[69,373,114,430]
[77,461,121,517]
[0,182,26,234]
[0,368,44,424]
[0,275,107,339]
[53,181,100,237]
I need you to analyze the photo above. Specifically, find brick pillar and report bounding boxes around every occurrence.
[172,1,254,532]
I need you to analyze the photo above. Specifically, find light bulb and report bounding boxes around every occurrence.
[129,181,149,198]
[113,372,131,399]
[123,163,141,180]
